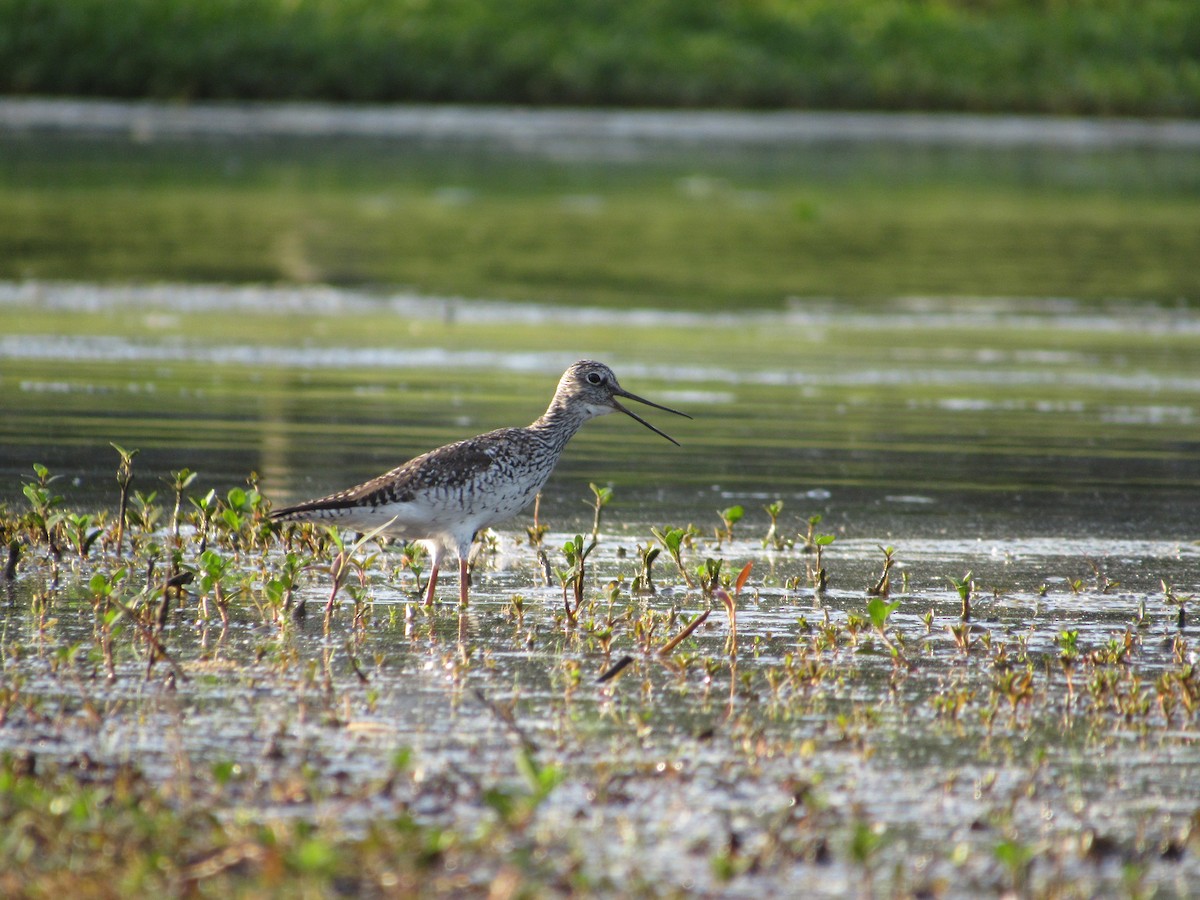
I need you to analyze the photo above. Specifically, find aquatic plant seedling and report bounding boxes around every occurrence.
[524,492,549,550]
[558,533,597,625]
[585,619,617,658]
[761,500,789,550]
[218,484,270,553]
[1057,629,1082,698]
[525,520,550,549]
[196,549,238,629]
[261,551,308,623]
[62,512,103,560]
[586,483,612,541]
[128,490,162,538]
[1072,559,1115,595]
[188,488,218,554]
[87,567,127,608]
[867,596,900,635]
[993,838,1034,894]
[1162,580,1193,629]
[715,505,744,544]
[931,679,975,722]
[22,463,65,558]
[651,525,695,588]
[799,514,823,552]
[632,543,661,595]
[166,468,198,543]
[319,518,396,627]
[502,593,527,627]
[808,533,835,592]
[1057,629,1080,661]
[110,443,138,556]
[481,747,564,832]
[93,571,189,683]
[476,527,502,561]
[87,567,148,681]
[949,571,974,620]
[848,819,888,886]
[395,541,428,597]
[698,557,723,596]
[947,621,975,654]
[844,611,868,647]
[1155,663,1200,719]
[867,546,896,598]
[714,562,753,658]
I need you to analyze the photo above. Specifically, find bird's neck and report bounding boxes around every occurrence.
[529,399,591,449]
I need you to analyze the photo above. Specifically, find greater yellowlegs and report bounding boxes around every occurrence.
[270,360,689,606]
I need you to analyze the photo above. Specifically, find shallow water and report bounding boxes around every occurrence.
[3,282,1199,538]
[2,282,1200,895]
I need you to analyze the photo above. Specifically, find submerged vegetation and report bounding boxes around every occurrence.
[3,0,1200,115]
[2,452,1199,896]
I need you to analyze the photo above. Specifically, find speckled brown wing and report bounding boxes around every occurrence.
[270,429,515,519]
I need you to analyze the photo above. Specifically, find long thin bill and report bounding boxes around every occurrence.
[611,391,691,445]
[616,388,693,420]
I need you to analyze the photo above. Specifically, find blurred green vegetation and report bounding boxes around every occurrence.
[3,133,1199,306]
[2,131,1200,307]
[2,0,1199,114]
[0,754,564,897]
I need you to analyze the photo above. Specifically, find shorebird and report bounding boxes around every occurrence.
[270,360,689,606]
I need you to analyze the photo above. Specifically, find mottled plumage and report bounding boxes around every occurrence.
[271,360,689,605]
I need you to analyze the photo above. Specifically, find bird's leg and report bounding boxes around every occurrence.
[457,534,476,607]
[421,542,446,607]
[423,564,439,607]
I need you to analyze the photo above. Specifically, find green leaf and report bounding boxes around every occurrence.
[867,596,900,630]
[652,526,684,554]
[292,837,337,875]
[482,787,516,820]
[211,759,240,786]
[994,838,1033,870]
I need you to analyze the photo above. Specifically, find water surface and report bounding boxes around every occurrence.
[3,283,1197,540]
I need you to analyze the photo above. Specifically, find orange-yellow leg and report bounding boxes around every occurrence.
[423,564,439,607]
[458,558,470,606]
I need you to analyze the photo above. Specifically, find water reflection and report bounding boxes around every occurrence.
[2,284,1198,542]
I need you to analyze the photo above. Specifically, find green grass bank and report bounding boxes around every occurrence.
[3,0,1200,115]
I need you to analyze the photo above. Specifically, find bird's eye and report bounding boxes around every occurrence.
[586,372,603,385]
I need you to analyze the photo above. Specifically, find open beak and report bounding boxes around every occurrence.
[610,388,692,446]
